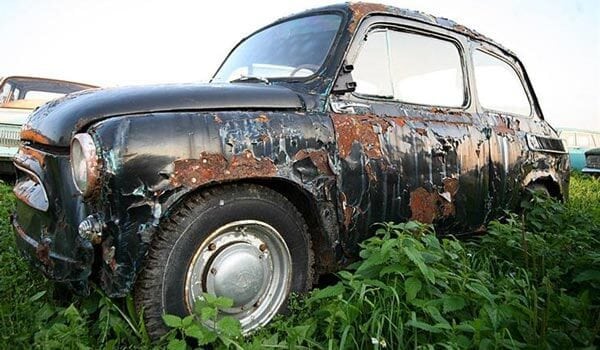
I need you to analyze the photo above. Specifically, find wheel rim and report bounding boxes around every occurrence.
[184,220,292,334]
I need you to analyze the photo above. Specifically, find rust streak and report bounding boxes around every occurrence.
[339,192,354,230]
[349,2,388,32]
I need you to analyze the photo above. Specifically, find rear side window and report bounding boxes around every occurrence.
[473,50,531,116]
[353,28,465,107]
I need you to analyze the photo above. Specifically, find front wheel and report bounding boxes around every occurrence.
[135,184,313,338]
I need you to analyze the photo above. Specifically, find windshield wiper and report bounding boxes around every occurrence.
[229,75,270,84]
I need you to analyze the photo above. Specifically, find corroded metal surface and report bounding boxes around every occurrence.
[12,2,569,297]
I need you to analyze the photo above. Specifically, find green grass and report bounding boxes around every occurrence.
[1,173,599,349]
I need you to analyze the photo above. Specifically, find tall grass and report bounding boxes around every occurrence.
[0,173,598,349]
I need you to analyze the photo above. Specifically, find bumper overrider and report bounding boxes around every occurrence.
[12,148,94,293]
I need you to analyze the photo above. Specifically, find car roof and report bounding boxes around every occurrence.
[274,2,516,57]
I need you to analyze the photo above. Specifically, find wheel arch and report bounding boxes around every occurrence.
[161,176,341,279]
[522,170,565,201]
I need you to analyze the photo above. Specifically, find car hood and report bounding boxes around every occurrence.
[0,107,33,126]
[585,148,600,156]
[22,83,304,147]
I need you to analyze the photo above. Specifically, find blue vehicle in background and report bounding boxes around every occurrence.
[558,128,600,170]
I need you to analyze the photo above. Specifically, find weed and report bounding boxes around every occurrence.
[1,173,599,348]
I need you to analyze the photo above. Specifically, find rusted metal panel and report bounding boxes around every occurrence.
[10,2,569,297]
[80,110,340,295]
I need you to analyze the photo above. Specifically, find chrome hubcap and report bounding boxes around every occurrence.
[185,220,291,333]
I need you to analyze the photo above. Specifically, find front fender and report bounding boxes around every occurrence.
[88,110,339,296]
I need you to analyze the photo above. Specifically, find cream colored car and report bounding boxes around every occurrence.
[0,76,96,173]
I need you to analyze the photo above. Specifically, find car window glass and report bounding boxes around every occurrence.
[353,30,394,98]
[353,28,464,107]
[0,83,12,105]
[388,30,464,107]
[24,90,64,101]
[213,14,342,82]
[473,50,531,116]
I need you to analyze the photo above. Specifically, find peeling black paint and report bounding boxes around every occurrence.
[12,2,568,296]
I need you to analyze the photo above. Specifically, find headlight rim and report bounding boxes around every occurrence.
[70,133,100,197]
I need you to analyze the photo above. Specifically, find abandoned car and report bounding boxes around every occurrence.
[582,148,600,177]
[0,76,96,174]
[12,2,568,336]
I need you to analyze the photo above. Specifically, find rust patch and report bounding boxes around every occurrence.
[339,192,354,230]
[365,162,377,182]
[493,116,516,135]
[293,149,334,175]
[415,128,428,136]
[410,180,459,223]
[409,187,438,224]
[35,239,53,267]
[443,177,459,196]
[331,114,391,159]
[255,114,269,123]
[390,117,406,127]
[20,128,52,145]
[20,146,46,167]
[170,150,277,188]
[349,2,388,32]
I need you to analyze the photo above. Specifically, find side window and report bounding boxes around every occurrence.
[353,30,393,98]
[473,50,531,116]
[353,28,465,107]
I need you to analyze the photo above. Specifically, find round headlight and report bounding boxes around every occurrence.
[70,133,100,196]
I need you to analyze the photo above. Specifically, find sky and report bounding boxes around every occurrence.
[0,0,598,131]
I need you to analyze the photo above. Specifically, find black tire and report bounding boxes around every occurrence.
[135,184,313,338]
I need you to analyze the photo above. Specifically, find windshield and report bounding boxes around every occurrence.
[212,14,342,82]
[0,77,94,109]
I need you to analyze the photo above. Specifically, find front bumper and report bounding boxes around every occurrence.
[12,213,92,282]
[582,167,600,175]
[12,146,94,284]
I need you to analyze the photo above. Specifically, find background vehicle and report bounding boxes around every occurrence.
[558,127,600,170]
[0,76,96,174]
[12,3,568,336]
[582,147,600,177]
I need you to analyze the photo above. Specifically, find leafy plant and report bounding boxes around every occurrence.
[1,173,599,349]
[162,293,243,349]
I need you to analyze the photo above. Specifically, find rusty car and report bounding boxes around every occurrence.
[12,2,568,336]
[0,76,96,174]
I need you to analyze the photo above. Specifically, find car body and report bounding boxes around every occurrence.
[558,128,600,170]
[12,2,569,335]
[0,76,97,173]
[582,147,600,176]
